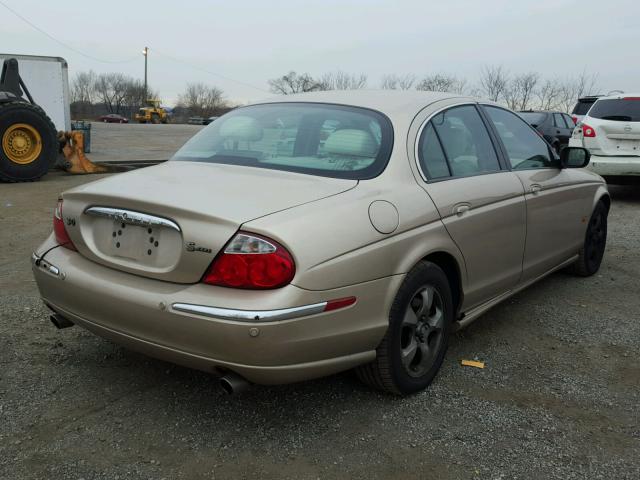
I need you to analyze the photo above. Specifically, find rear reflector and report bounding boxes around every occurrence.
[324,297,357,312]
[53,199,77,251]
[582,124,596,138]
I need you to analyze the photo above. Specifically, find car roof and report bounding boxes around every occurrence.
[252,89,480,119]
[594,93,640,101]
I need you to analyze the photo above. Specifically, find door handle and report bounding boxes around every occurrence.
[530,184,542,195]
[453,204,470,216]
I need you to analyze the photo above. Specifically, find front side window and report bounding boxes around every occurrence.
[172,103,393,180]
[485,106,555,170]
[418,105,500,180]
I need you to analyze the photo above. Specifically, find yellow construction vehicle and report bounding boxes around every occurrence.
[135,99,170,124]
[0,57,111,182]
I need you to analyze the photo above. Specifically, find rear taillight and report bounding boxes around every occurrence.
[53,198,77,251]
[582,124,596,138]
[571,116,578,124]
[203,232,295,289]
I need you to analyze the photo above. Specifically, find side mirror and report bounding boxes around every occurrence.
[560,147,590,168]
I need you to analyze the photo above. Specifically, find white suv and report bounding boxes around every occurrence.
[569,94,640,182]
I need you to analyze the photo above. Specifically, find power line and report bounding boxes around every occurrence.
[0,0,139,64]
[152,48,269,93]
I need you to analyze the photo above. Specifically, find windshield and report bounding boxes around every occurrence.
[518,112,547,126]
[588,98,640,122]
[172,103,393,179]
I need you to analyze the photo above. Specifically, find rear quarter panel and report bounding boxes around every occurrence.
[242,152,465,292]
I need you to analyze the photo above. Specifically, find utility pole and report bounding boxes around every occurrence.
[142,47,149,102]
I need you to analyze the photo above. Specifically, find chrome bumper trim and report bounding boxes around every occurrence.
[171,301,327,322]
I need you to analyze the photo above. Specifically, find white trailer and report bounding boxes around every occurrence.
[0,53,71,132]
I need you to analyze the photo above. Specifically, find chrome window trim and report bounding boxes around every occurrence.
[84,206,181,232]
[171,301,327,322]
[413,101,478,183]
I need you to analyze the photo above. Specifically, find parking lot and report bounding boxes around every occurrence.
[1,124,639,480]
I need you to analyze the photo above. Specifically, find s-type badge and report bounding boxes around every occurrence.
[185,241,212,253]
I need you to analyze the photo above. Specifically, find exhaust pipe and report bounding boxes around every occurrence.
[219,372,250,394]
[50,313,74,329]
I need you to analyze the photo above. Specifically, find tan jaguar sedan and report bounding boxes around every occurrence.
[32,91,609,395]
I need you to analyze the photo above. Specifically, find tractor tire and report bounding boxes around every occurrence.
[0,101,57,182]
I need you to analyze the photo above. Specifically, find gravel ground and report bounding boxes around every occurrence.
[0,172,639,480]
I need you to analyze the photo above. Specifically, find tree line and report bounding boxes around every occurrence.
[267,66,601,113]
[71,65,600,121]
[70,71,230,121]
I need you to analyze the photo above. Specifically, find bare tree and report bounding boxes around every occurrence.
[380,74,416,90]
[416,73,467,94]
[504,72,539,110]
[317,71,367,90]
[535,78,564,111]
[557,71,600,112]
[94,73,132,114]
[178,83,226,117]
[268,71,320,94]
[479,65,509,102]
[70,71,97,104]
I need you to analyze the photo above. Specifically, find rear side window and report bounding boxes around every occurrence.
[418,123,450,179]
[418,105,500,180]
[553,113,568,128]
[572,99,597,115]
[485,106,554,170]
[563,114,576,127]
[172,103,393,180]
[588,98,640,122]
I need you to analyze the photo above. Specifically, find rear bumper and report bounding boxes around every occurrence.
[587,155,640,177]
[31,238,401,385]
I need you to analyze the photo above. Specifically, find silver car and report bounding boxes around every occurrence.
[32,91,609,395]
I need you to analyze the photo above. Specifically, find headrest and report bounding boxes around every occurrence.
[219,116,263,142]
[324,129,378,157]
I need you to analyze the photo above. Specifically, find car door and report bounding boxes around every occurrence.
[553,113,572,147]
[483,105,591,282]
[415,104,526,309]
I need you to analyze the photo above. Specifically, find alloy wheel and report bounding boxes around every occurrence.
[400,285,445,378]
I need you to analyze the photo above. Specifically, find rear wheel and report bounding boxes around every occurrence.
[570,201,608,276]
[0,102,57,182]
[356,261,453,395]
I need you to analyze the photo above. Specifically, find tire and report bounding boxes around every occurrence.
[570,201,608,277]
[0,101,57,182]
[356,261,454,395]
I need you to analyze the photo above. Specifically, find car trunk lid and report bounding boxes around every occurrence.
[61,161,356,283]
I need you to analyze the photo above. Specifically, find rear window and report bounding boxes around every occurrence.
[588,98,640,122]
[518,112,547,126]
[172,103,393,180]
[572,98,597,115]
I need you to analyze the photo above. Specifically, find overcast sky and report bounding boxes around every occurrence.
[2,0,638,105]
